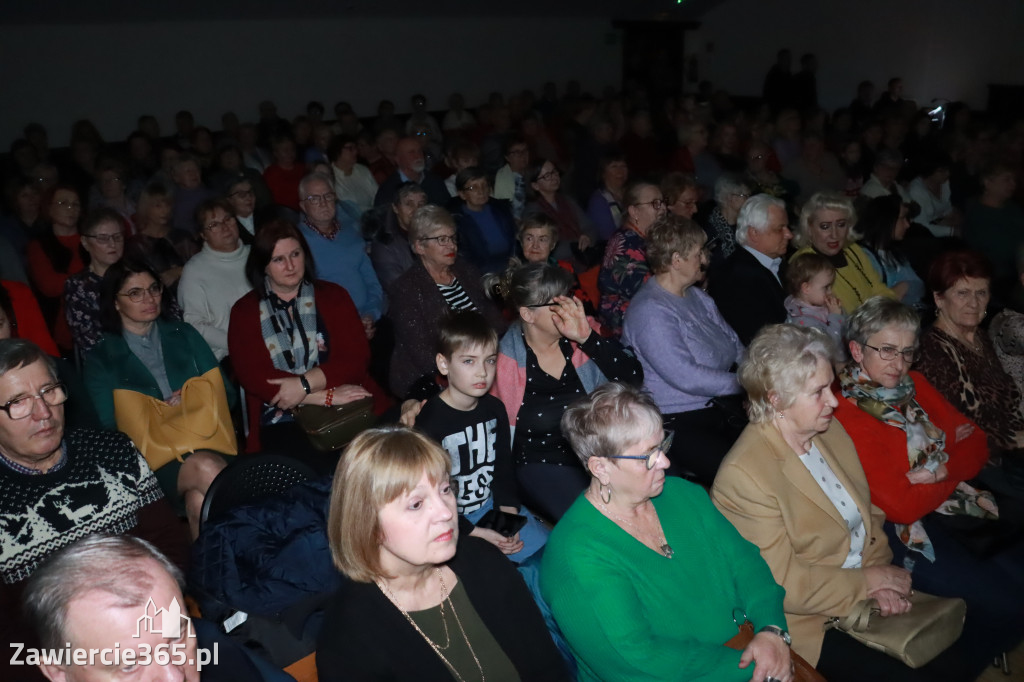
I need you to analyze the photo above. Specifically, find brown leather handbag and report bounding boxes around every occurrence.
[725,620,827,682]
[292,396,376,452]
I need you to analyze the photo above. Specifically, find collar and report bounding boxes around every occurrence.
[742,244,783,279]
[302,214,339,240]
[0,440,68,475]
[398,169,422,183]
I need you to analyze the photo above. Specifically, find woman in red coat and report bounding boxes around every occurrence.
[228,219,388,460]
[834,296,1024,666]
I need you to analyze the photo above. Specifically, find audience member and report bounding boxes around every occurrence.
[365,182,427,289]
[782,132,845,205]
[585,151,629,241]
[762,48,794,114]
[524,158,595,263]
[860,147,910,201]
[661,172,700,221]
[89,158,136,228]
[440,137,480,198]
[451,167,517,275]
[404,93,443,144]
[374,136,449,207]
[262,136,307,211]
[65,208,125,355]
[126,182,197,305]
[363,128,398,184]
[783,251,846,357]
[169,154,214,235]
[0,178,44,268]
[704,174,751,267]
[908,153,960,237]
[964,162,1024,295]
[441,92,476,133]
[492,136,530,220]
[858,195,926,309]
[328,134,378,212]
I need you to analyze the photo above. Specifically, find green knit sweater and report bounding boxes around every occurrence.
[541,478,787,681]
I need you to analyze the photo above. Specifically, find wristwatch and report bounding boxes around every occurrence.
[759,625,791,646]
[299,375,312,395]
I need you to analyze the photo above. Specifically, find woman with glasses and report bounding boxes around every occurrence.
[84,258,231,537]
[542,382,792,682]
[492,262,642,522]
[65,208,126,354]
[623,214,746,486]
[388,205,504,399]
[450,166,517,275]
[705,174,751,268]
[790,191,894,313]
[524,158,595,264]
[833,297,1024,675]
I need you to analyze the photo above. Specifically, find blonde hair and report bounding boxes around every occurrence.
[327,427,452,582]
[740,324,836,423]
[794,191,858,250]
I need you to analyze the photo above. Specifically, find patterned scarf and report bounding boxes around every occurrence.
[259,279,319,374]
[839,365,997,562]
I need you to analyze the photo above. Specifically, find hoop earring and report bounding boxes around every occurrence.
[600,480,612,504]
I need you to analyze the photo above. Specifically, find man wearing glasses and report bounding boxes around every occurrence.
[0,339,188,682]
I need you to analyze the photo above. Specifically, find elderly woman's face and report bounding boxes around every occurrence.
[414,226,458,270]
[532,162,561,195]
[630,186,666,232]
[521,227,555,263]
[779,356,838,436]
[602,427,671,502]
[808,209,850,256]
[602,160,629,189]
[378,471,458,573]
[935,277,990,331]
[669,187,699,219]
[674,235,709,288]
[851,325,917,389]
[393,192,428,230]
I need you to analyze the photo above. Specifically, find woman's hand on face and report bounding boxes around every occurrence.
[863,564,912,596]
[825,293,843,315]
[738,631,793,682]
[267,376,307,410]
[905,463,948,485]
[868,587,913,617]
[550,296,591,344]
[954,423,975,443]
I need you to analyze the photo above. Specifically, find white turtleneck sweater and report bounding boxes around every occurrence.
[177,242,252,360]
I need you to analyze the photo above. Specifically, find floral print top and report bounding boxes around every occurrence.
[597,225,648,338]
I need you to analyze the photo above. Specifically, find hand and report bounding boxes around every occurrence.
[549,295,591,344]
[955,423,975,443]
[400,399,425,427]
[863,564,912,597]
[825,293,843,315]
[470,526,524,554]
[267,376,308,410]
[578,234,593,251]
[166,390,182,407]
[905,463,947,484]
[738,631,793,682]
[333,384,373,404]
[361,315,376,340]
[868,587,913,617]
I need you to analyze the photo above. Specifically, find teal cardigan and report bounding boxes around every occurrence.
[84,319,235,431]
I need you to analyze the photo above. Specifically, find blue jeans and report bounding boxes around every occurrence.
[465,497,549,563]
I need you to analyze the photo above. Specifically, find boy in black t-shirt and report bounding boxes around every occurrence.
[416,311,548,562]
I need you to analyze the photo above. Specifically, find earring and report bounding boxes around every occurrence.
[599,480,612,504]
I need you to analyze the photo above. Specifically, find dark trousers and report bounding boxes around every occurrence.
[816,624,979,682]
[662,406,745,487]
[516,462,589,524]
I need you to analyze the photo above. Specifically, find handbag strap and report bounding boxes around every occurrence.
[836,598,879,632]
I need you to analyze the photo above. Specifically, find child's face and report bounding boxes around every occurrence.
[437,343,498,403]
[800,270,835,307]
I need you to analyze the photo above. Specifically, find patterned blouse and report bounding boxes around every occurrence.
[598,225,648,338]
[64,270,105,354]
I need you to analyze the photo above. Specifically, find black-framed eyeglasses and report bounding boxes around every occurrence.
[601,430,674,470]
[524,300,557,308]
[420,234,457,246]
[204,216,236,232]
[303,192,336,206]
[0,383,68,420]
[118,282,164,303]
[537,169,560,181]
[863,343,917,363]
[636,199,665,210]
[84,232,124,244]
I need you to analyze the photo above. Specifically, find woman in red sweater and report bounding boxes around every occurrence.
[834,296,1024,663]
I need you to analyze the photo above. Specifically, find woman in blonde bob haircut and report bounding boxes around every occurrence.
[327,426,450,583]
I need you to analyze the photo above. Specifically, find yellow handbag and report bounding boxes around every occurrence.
[113,368,238,471]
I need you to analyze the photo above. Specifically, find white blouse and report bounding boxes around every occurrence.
[800,443,866,568]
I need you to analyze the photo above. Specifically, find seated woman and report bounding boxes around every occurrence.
[907,153,961,238]
[388,205,504,399]
[712,324,974,682]
[790,191,894,313]
[704,174,751,268]
[316,427,568,681]
[857,195,926,311]
[492,261,643,521]
[585,151,628,242]
[623,214,745,485]
[524,158,594,264]
[90,158,136,228]
[918,250,1024,454]
[542,382,792,682]
[126,182,198,304]
[228,219,389,458]
[597,182,665,338]
[660,172,700,222]
[450,167,517,275]
[364,181,427,290]
[84,259,230,536]
[835,296,1024,669]
[65,208,125,355]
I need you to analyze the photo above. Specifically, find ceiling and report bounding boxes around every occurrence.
[0,0,725,24]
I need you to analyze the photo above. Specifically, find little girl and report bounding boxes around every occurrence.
[784,251,847,359]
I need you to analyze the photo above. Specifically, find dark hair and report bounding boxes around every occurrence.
[195,197,235,229]
[455,166,488,192]
[80,207,124,236]
[926,250,993,295]
[326,134,357,163]
[436,310,498,357]
[858,195,908,267]
[916,152,952,180]
[99,258,165,333]
[245,219,316,295]
[446,137,480,162]
[37,184,83,274]
[502,135,527,157]
[596,149,627,181]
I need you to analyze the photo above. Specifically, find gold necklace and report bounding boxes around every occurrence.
[592,492,674,558]
[377,569,485,682]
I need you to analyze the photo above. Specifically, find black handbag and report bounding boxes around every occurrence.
[292,397,376,452]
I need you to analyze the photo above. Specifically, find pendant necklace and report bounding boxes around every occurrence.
[593,493,674,558]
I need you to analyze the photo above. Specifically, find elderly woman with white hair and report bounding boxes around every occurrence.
[712,324,973,682]
[790,191,894,313]
[709,193,794,345]
[542,382,793,682]
[704,174,752,268]
[623,213,746,485]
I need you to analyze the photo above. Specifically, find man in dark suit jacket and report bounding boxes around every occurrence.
[373,137,449,207]
[709,194,793,345]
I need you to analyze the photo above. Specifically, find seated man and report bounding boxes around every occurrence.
[178,200,252,361]
[708,194,793,345]
[0,339,188,682]
[492,136,530,220]
[298,173,383,337]
[373,136,449,207]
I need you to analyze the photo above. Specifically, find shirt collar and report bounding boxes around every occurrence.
[0,440,68,475]
[742,244,783,279]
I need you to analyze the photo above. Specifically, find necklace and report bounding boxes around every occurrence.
[592,492,674,558]
[832,247,873,304]
[377,569,485,682]
[936,319,983,353]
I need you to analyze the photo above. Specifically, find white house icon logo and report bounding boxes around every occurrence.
[134,597,196,639]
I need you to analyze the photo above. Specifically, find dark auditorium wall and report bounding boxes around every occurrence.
[0,16,620,145]
[691,0,1024,111]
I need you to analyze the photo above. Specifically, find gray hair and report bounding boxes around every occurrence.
[298,172,334,201]
[714,173,751,206]
[794,191,858,249]
[740,324,836,423]
[846,296,920,348]
[23,534,183,650]
[645,213,705,274]
[409,204,455,242]
[503,261,573,310]
[561,382,662,469]
[0,339,57,381]
[735,194,786,247]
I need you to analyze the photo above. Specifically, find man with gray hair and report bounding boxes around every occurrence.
[709,194,793,345]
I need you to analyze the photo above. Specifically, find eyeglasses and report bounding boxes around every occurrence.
[204,216,236,232]
[84,233,124,244]
[55,200,81,209]
[863,343,917,363]
[0,383,68,420]
[537,169,560,181]
[637,199,666,210]
[118,281,164,303]
[228,188,254,199]
[602,430,674,470]
[420,234,457,246]
[303,192,337,206]
[524,300,557,308]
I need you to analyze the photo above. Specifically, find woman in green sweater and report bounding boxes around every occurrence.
[541,382,793,682]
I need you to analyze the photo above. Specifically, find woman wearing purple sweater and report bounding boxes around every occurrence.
[622,214,745,485]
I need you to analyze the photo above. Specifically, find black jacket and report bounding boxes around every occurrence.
[708,246,788,346]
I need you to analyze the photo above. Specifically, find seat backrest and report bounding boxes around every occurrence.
[200,454,318,529]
